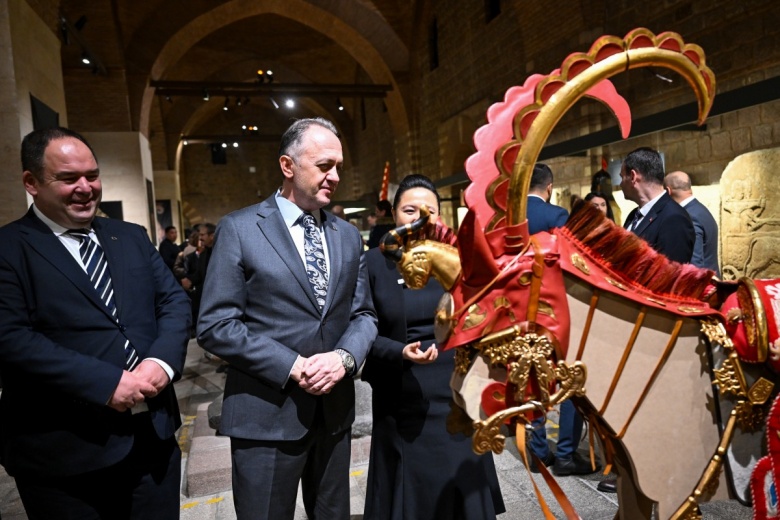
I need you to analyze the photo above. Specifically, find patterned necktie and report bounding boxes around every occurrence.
[69,229,139,370]
[628,210,643,232]
[301,213,329,310]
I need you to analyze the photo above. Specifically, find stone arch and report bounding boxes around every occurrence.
[140,0,408,144]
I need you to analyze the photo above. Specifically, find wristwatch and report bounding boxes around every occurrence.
[335,348,356,377]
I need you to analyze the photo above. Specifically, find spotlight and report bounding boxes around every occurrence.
[223,97,229,111]
[183,140,189,146]
[266,70,274,83]
[165,95,172,103]
[256,69,265,83]
[202,89,210,101]
[233,142,239,148]
[285,99,295,109]
[221,142,227,148]
[236,97,242,107]
[269,97,279,109]
[337,98,344,111]
[241,125,247,133]
[81,53,91,65]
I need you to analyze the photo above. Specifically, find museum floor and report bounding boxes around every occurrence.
[0,340,753,519]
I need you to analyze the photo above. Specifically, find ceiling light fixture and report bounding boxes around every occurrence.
[202,89,210,101]
[223,97,229,111]
[266,70,274,83]
[337,98,344,111]
[269,97,279,109]
[285,99,295,109]
[81,53,91,65]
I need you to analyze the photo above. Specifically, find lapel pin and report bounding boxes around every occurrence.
[111,236,118,240]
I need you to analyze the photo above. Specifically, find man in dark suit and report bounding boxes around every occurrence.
[525,164,599,477]
[197,117,377,520]
[0,128,191,518]
[158,225,180,272]
[665,170,720,276]
[598,148,697,495]
[526,163,569,234]
[619,147,695,264]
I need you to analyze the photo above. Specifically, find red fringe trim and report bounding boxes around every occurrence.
[565,200,713,300]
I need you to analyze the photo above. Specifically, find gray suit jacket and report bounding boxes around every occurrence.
[196,196,377,441]
[684,198,720,275]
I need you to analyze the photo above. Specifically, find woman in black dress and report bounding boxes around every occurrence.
[362,174,505,520]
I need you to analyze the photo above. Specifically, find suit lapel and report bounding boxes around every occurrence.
[322,212,341,315]
[634,194,668,236]
[20,211,114,319]
[256,199,321,312]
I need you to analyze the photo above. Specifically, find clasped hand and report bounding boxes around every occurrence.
[108,360,170,412]
[291,352,345,396]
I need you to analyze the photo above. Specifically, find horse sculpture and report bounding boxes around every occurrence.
[380,28,778,520]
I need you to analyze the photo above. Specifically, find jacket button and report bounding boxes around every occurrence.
[119,324,127,332]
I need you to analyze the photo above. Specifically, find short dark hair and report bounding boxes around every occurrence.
[376,199,393,215]
[21,127,98,181]
[530,163,554,191]
[278,118,339,160]
[165,225,176,233]
[392,174,441,211]
[623,147,664,185]
[201,223,216,235]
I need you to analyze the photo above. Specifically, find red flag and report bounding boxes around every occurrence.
[380,161,390,201]
[601,156,608,170]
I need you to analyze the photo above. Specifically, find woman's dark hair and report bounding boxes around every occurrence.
[584,191,615,222]
[392,174,441,211]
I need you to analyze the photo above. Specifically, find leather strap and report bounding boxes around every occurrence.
[515,422,581,520]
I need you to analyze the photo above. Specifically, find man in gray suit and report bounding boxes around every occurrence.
[197,118,377,519]
[665,170,720,276]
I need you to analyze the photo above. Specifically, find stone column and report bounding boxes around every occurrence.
[0,0,67,225]
[83,132,158,244]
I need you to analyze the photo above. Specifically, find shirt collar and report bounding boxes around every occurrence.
[274,190,323,228]
[32,204,90,237]
[678,195,695,207]
[638,190,666,217]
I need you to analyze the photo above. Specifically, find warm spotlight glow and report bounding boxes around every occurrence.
[285,99,295,108]
[183,140,188,146]
[233,142,239,148]
[221,143,227,148]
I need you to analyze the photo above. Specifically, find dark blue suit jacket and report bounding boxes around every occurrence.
[526,195,569,235]
[623,192,695,264]
[684,198,719,275]
[0,208,191,478]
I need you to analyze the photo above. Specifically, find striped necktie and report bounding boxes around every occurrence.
[627,210,643,232]
[301,213,328,310]
[69,229,139,370]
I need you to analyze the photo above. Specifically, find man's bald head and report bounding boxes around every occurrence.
[664,171,693,203]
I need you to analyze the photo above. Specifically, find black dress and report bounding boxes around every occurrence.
[362,249,505,520]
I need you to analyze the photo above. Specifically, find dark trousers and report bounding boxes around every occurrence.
[529,399,584,460]
[15,414,181,520]
[231,424,351,520]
